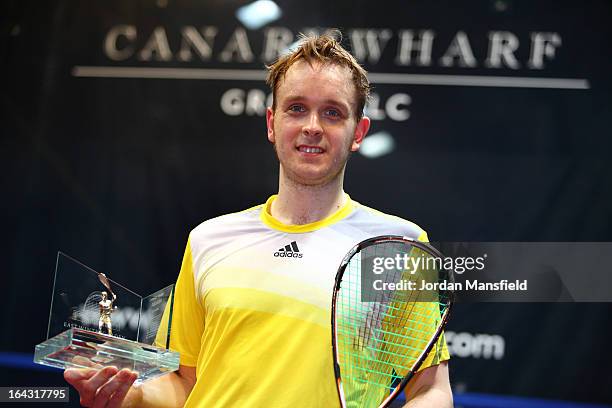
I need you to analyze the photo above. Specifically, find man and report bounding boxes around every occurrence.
[97,291,116,335]
[65,32,452,408]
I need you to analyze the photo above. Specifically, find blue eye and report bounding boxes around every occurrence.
[288,105,305,113]
[325,109,340,117]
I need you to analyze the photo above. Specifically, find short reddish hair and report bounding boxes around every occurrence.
[266,31,370,119]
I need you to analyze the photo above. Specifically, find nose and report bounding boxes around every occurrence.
[302,112,323,137]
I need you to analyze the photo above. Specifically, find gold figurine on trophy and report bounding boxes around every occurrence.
[97,273,117,335]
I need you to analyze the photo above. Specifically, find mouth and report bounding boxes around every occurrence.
[297,145,324,154]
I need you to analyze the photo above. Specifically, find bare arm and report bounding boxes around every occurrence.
[64,364,196,408]
[403,361,452,408]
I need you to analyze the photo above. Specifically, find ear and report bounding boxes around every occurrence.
[351,116,371,152]
[266,107,275,144]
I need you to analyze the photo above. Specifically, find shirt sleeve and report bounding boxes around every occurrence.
[154,235,205,367]
[416,230,450,371]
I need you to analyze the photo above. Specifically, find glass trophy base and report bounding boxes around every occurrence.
[34,328,180,384]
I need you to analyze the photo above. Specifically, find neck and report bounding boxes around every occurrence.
[271,169,347,225]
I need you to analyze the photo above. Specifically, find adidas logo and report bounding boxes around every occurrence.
[274,241,303,258]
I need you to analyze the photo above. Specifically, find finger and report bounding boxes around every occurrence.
[92,369,134,408]
[65,369,96,407]
[78,366,119,407]
[64,368,97,387]
[102,370,138,408]
[71,355,104,369]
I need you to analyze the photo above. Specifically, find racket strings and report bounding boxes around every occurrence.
[336,242,451,407]
[352,243,422,366]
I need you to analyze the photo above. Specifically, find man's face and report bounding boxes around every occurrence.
[266,60,370,187]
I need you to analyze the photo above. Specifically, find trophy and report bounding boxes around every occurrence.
[34,252,180,384]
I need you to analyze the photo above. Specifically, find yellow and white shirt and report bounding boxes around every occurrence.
[163,194,449,407]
